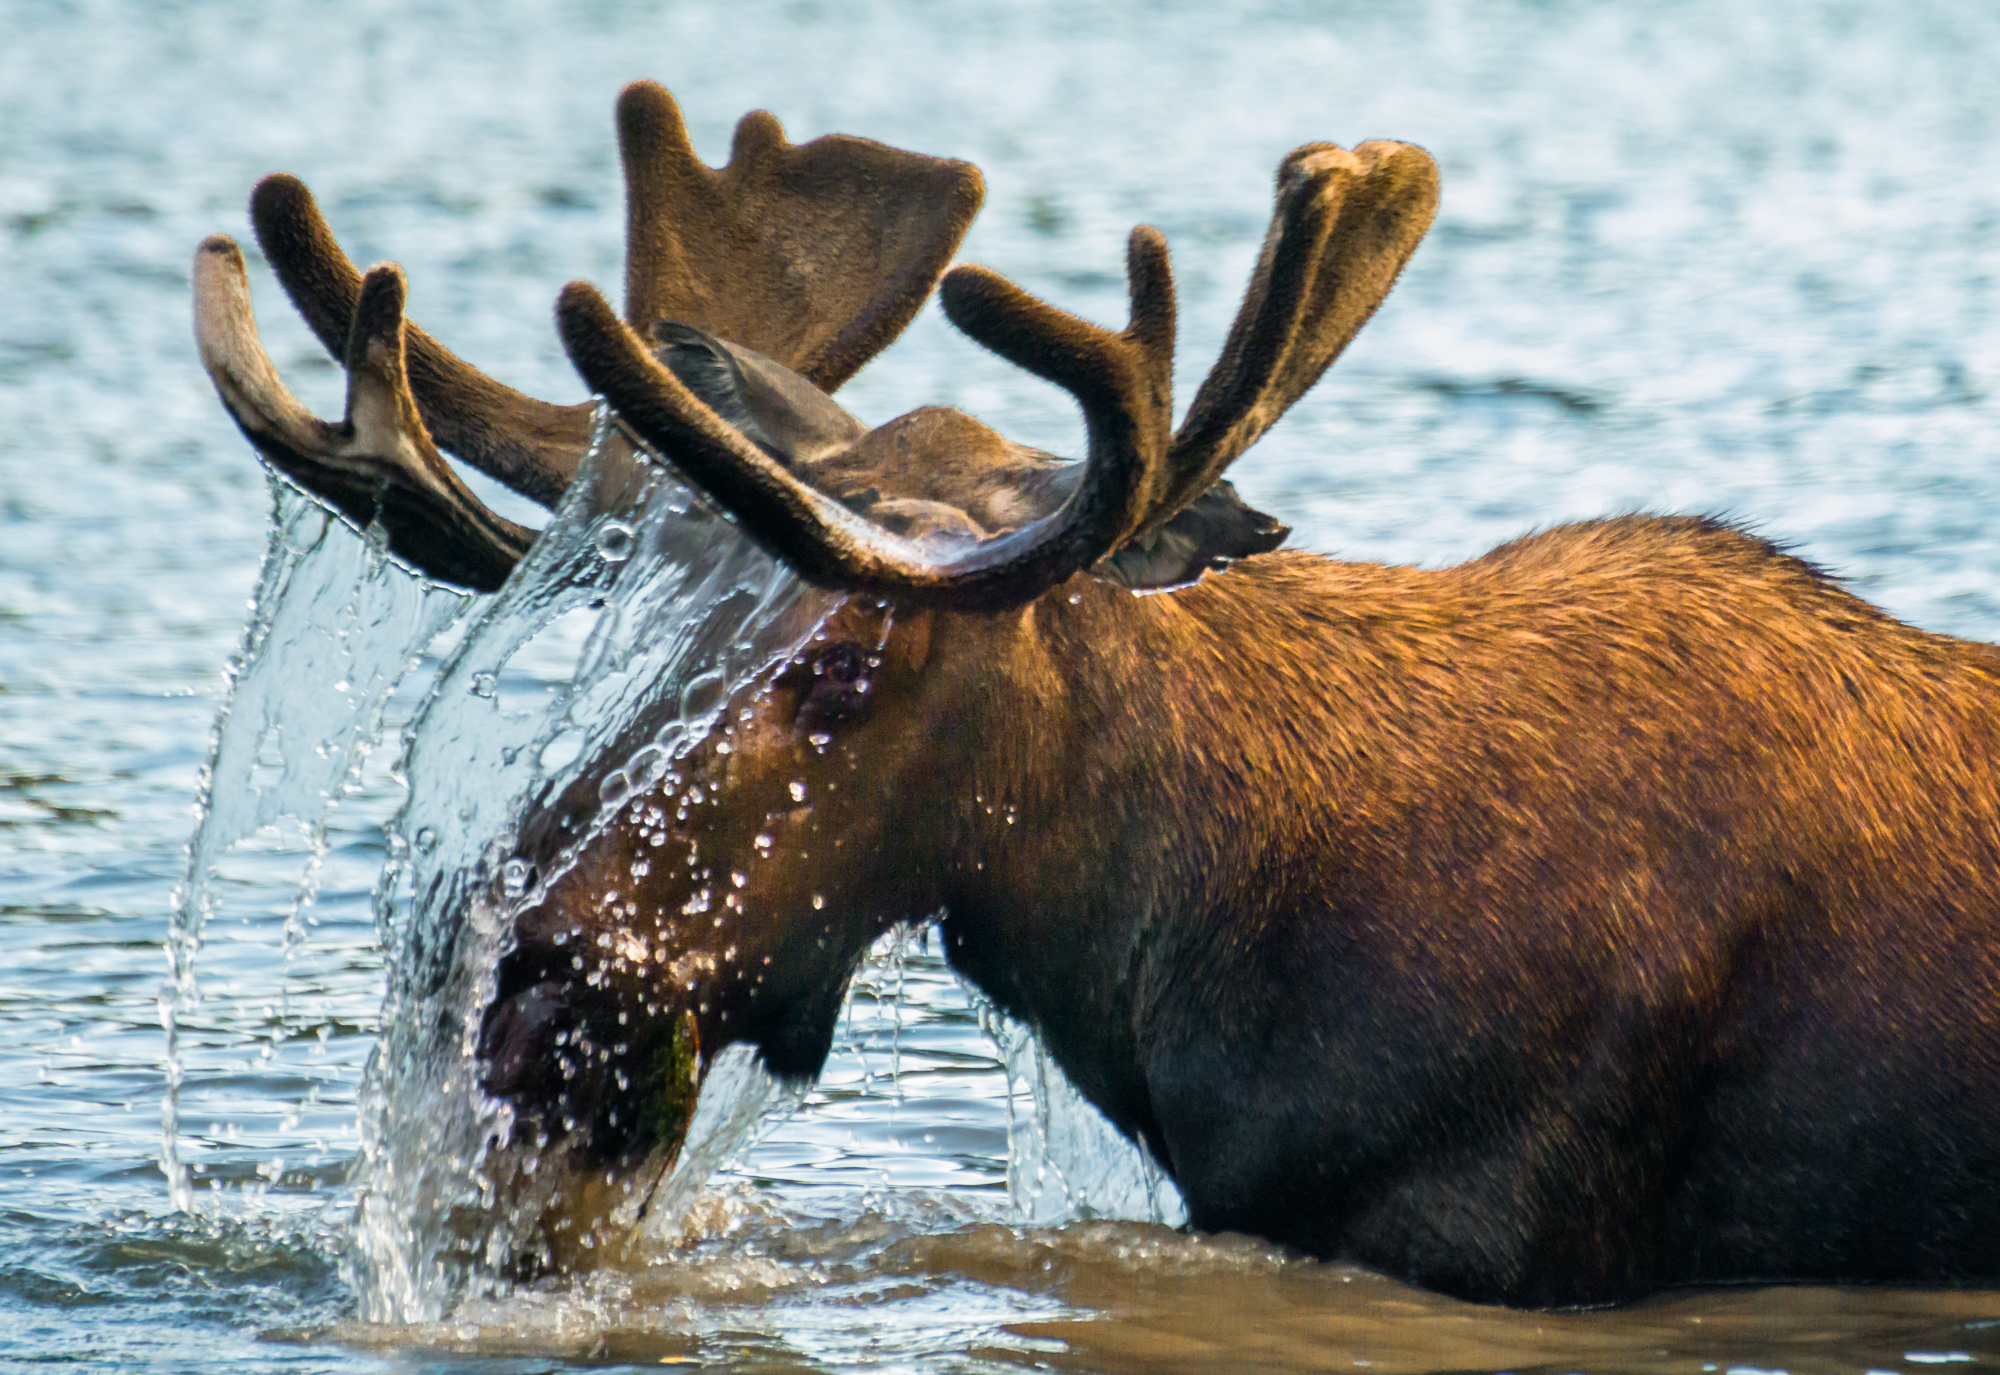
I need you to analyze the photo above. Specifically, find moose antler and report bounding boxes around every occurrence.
[554,226,1176,610]
[1151,140,1439,533]
[201,84,988,590]
[251,175,596,509]
[193,237,534,592]
[618,81,984,392]
[246,82,984,514]
[555,137,1437,607]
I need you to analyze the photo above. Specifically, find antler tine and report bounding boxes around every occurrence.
[250,174,595,509]
[939,226,1177,537]
[194,236,534,592]
[1147,140,1439,533]
[556,235,1173,610]
[615,80,984,393]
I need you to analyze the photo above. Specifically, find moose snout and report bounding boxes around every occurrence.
[478,934,703,1167]
[480,977,570,1100]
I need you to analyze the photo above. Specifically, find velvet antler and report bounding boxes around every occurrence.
[554,227,1175,610]
[237,83,984,519]
[1151,140,1439,533]
[555,136,1439,609]
[617,81,984,393]
[193,237,534,592]
[252,175,596,509]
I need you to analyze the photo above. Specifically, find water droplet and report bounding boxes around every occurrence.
[715,740,733,756]
[600,769,631,806]
[753,833,774,854]
[385,830,409,859]
[788,780,807,803]
[812,894,826,910]
[594,519,636,561]
[680,668,726,720]
[469,670,498,698]
[414,827,439,854]
[731,871,748,888]
[628,742,667,785]
[502,858,531,897]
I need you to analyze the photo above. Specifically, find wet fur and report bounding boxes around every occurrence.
[929,517,2000,1303]
[494,509,2000,1304]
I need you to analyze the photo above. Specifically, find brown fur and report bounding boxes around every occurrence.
[485,514,2000,1303]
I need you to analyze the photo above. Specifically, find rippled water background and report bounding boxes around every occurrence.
[8,0,2000,1369]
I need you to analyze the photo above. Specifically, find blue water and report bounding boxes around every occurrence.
[7,0,2000,1368]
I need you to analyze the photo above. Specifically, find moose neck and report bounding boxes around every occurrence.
[930,549,1411,1159]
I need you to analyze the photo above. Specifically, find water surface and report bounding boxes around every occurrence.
[6,0,2000,1369]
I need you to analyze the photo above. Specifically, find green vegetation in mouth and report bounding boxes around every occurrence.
[648,1009,702,1157]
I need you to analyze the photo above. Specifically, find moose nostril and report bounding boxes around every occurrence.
[481,979,569,1096]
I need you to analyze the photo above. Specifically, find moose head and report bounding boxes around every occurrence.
[196,83,2000,1306]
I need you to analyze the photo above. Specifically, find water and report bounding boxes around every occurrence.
[336,406,837,1320]
[8,0,2000,1368]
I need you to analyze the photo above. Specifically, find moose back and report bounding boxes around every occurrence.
[192,82,2000,1306]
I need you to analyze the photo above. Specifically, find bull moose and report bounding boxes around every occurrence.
[191,82,2000,1306]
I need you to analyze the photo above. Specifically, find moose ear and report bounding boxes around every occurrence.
[651,322,867,470]
[1093,479,1288,591]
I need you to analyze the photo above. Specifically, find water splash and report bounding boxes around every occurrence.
[162,485,467,1214]
[169,419,1175,1325]
[974,991,1187,1229]
[850,924,922,1099]
[342,413,836,1321]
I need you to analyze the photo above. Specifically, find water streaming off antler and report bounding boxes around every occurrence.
[163,486,467,1220]
[169,414,831,1320]
[345,418,844,1321]
[165,403,1192,1326]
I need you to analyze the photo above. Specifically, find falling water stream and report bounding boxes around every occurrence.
[162,490,468,1219]
[159,404,1190,1340]
[334,411,836,1321]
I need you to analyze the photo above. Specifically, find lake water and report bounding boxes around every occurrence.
[8,0,2000,1369]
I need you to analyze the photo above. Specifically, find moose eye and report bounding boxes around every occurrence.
[820,644,864,682]
[796,643,873,730]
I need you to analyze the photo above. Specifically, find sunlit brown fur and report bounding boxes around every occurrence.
[490,512,2000,1303]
